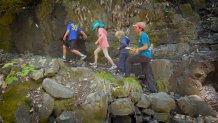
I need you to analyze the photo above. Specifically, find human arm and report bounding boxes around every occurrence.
[63,30,69,41]
[80,31,87,39]
[95,34,103,45]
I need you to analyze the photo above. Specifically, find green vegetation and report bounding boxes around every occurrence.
[2,61,35,84]
[0,81,39,123]
[2,61,17,68]
[156,79,168,92]
[96,72,116,83]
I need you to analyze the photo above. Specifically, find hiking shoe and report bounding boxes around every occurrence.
[89,63,97,68]
[109,65,117,70]
[61,58,67,62]
[80,55,87,60]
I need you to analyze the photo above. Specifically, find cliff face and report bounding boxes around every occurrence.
[0,0,218,110]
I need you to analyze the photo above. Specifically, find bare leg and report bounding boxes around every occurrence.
[102,48,115,65]
[94,47,101,64]
[63,45,67,58]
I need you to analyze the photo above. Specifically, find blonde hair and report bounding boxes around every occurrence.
[115,31,125,37]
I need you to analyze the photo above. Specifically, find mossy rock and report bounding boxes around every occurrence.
[0,81,40,123]
[54,98,76,116]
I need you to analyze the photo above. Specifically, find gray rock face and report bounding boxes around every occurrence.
[177,95,217,117]
[15,105,31,123]
[56,111,79,123]
[39,93,54,122]
[81,91,109,122]
[137,94,151,109]
[149,92,176,113]
[30,68,44,81]
[42,78,74,98]
[110,98,135,116]
[210,17,218,32]
[152,43,190,59]
[44,59,59,77]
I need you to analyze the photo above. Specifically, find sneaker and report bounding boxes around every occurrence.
[61,58,66,62]
[80,55,87,60]
[89,63,97,68]
[109,65,117,70]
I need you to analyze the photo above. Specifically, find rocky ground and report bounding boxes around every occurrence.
[0,52,217,123]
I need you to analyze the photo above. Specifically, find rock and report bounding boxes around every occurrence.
[30,68,44,81]
[151,59,173,91]
[15,105,31,123]
[179,3,200,23]
[42,78,74,98]
[0,115,3,123]
[210,17,218,32]
[112,86,129,98]
[149,92,176,113]
[112,116,132,123]
[190,0,206,12]
[136,94,151,109]
[153,113,170,122]
[81,91,109,122]
[152,43,190,59]
[56,111,79,123]
[44,59,59,77]
[130,92,141,103]
[204,116,218,123]
[39,93,54,122]
[110,98,135,116]
[142,109,155,116]
[177,95,217,117]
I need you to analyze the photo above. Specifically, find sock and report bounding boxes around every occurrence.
[80,54,85,56]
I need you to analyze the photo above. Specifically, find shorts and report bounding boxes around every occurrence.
[63,39,77,50]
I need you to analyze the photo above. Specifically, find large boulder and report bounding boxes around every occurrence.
[110,98,135,116]
[39,93,54,122]
[81,91,109,123]
[42,78,74,98]
[177,95,217,117]
[149,92,176,113]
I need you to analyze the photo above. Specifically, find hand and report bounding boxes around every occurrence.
[63,37,66,41]
[95,41,99,45]
[130,48,138,54]
[83,35,87,40]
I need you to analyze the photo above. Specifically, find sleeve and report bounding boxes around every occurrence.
[141,33,149,45]
[67,24,71,31]
[77,27,81,33]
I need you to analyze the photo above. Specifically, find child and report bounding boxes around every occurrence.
[89,21,117,70]
[115,31,130,75]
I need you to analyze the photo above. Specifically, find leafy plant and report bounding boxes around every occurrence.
[2,61,17,68]
[3,62,36,84]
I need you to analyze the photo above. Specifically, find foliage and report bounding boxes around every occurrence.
[2,61,17,68]
[2,62,35,84]
[123,77,142,93]
[156,79,168,92]
[95,72,116,83]
[0,0,40,13]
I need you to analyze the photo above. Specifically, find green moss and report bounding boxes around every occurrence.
[156,79,168,92]
[54,98,76,116]
[0,81,39,123]
[95,72,116,83]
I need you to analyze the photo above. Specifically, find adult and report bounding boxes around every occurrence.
[125,22,157,93]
